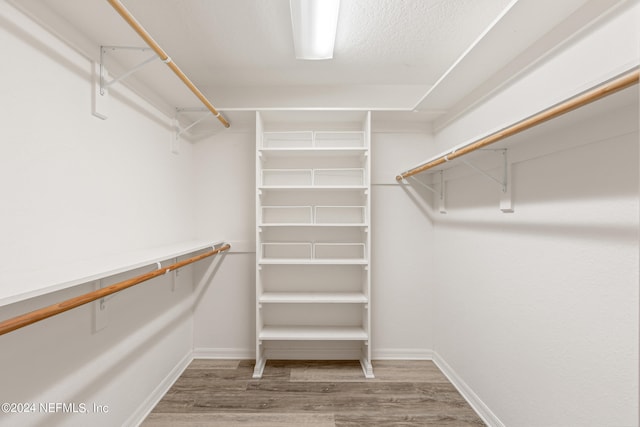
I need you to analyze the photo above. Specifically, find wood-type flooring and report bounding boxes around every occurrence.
[142,359,486,426]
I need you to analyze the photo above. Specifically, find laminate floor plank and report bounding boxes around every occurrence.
[187,359,241,370]
[142,412,336,427]
[144,359,486,426]
[288,360,450,383]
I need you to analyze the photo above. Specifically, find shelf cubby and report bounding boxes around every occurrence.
[261,242,312,260]
[314,168,365,186]
[261,169,312,186]
[315,206,366,224]
[314,243,365,260]
[261,206,313,224]
[263,131,313,148]
[314,131,365,148]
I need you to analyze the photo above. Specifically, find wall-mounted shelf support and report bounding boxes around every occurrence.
[100,46,158,95]
[171,258,179,291]
[408,176,438,195]
[403,170,446,214]
[105,0,230,128]
[93,279,107,333]
[93,46,161,120]
[460,149,512,213]
[438,171,446,214]
[172,108,217,153]
[175,112,211,138]
[460,154,505,192]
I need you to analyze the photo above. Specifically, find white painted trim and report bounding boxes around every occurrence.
[192,347,437,361]
[432,352,505,427]
[192,347,255,359]
[372,348,434,360]
[265,348,362,360]
[124,351,193,427]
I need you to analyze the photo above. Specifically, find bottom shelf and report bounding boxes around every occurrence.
[259,325,368,341]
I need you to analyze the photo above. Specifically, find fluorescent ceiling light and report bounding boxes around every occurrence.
[290,0,340,60]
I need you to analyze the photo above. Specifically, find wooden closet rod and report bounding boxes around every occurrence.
[0,244,231,337]
[106,0,230,128]
[396,68,640,181]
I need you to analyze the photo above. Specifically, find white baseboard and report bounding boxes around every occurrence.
[192,347,436,361]
[265,348,362,360]
[192,347,254,359]
[125,351,193,427]
[432,352,504,427]
[194,345,362,360]
[373,348,434,360]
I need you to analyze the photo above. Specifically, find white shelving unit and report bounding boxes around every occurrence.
[254,111,373,379]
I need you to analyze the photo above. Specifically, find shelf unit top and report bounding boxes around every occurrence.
[0,240,223,307]
[259,325,369,341]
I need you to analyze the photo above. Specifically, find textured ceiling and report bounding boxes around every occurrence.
[107,0,514,86]
[7,0,615,130]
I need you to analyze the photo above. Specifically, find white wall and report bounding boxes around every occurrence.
[426,3,639,425]
[432,105,638,426]
[0,3,202,426]
[371,130,434,358]
[192,130,256,357]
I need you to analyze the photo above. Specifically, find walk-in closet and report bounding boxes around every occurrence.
[1,1,638,426]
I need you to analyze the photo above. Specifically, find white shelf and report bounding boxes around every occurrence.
[261,131,364,150]
[259,185,367,191]
[259,223,367,228]
[259,147,367,158]
[259,325,368,341]
[261,168,365,187]
[261,242,365,261]
[260,292,368,304]
[0,240,224,307]
[258,258,368,265]
[261,205,366,225]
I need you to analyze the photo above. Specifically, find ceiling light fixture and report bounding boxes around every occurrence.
[290,0,340,60]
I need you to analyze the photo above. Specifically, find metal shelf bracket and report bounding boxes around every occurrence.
[93,46,158,120]
[438,170,446,214]
[460,149,513,213]
[100,47,158,94]
[93,279,108,333]
[403,170,446,214]
[172,108,214,153]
